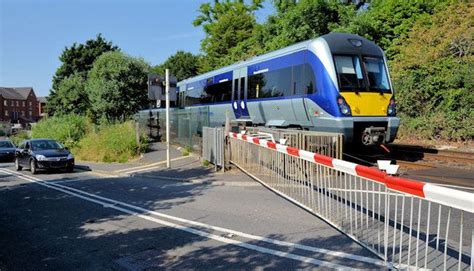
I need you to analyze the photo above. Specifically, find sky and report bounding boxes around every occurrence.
[0,0,275,97]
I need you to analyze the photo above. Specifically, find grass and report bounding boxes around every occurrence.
[31,114,91,149]
[182,146,193,156]
[10,130,30,146]
[73,121,147,163]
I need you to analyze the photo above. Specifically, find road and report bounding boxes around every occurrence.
[0,161,385,270]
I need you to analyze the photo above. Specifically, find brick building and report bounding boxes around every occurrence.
[37,96,47,118]
[0,87,39,124]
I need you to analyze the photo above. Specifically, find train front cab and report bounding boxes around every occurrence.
[313,33,400,145]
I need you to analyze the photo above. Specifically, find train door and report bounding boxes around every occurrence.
[232,67,250,119]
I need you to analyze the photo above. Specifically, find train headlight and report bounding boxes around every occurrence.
[387,98,396,116]
[337,96,352,116]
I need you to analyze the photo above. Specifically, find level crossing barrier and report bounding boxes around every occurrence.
[228,132,473,270]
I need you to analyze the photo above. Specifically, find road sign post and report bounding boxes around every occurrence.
[165,69,170,169]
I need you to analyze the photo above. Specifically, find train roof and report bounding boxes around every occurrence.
[177,39,313,87]
[177,32,382,87]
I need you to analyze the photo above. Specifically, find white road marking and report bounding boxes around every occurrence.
[114,156,190,173]
[0,168,387,268]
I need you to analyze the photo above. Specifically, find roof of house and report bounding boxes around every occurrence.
[0,87,34,100]
[37,96,47,103]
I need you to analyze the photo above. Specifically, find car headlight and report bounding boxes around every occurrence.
[67,153,74,160]
[35,154,47,161]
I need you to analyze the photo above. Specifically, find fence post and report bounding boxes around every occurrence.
[135,121,140,146]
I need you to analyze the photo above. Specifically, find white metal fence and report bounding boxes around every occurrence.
[202,127,225,168]
[244,127,344,159]
[229,132,473,270]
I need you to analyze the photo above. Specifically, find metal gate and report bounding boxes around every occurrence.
[244,127,343,159]
[203,127,225,168]
[229,132,473,270]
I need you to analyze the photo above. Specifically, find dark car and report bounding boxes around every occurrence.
[15,139,75,174]
[0,139,16,162]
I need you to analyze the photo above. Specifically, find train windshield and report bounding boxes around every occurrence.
[334,55,391,93]
[363,57,390,92]
[334,55,366,91]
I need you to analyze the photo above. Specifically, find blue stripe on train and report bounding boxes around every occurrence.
[183,50,341,117]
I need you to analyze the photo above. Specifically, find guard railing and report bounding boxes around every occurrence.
[228,132,473,270]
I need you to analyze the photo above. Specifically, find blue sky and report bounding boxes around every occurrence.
[0,0,274,97]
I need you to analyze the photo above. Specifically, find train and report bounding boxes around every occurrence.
[141,32,399,145]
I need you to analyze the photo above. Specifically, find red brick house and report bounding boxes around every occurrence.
[0,87,39,124]
[37,96,47,118]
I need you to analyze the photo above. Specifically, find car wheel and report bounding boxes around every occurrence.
[30,159,37,175]
[15,158,22,171]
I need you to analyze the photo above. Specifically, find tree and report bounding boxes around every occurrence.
[86,51,150,122]
[332,0,449,59]
[151,51,200,81]
[253,0,352,53]
[390,2,473,140]
[47,34,118,115]
[54,74,89,115]
[193,0,264,71]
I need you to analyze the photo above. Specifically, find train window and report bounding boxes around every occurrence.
[292,64,316,95]
[261,67,292,98]
[303,64,316,94]
[248,74,263,99]
[293,65,305,96]
[234,79,238,101]
[334,55,366,91]
[363,57,391,92]
[185,86,203,106]
[220,81,233,102]
[240,77,245,100]
[203,80,232,103]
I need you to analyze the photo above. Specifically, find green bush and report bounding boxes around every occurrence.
[31,114,91,149]
[391,3,473,141]
[398,112,474,142]
[182,146,193,156]
[73,121,147,163]
[10,130,30,146]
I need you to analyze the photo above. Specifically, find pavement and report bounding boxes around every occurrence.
[75,142,185,176]
[0,142,386,270]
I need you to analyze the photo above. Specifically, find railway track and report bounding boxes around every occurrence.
[387,144,474,169]
[343,143,474,188]
[344,144,473,169]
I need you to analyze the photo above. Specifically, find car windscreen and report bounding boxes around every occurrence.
[0,141,14,148]
[31,140,63,151]
[363,57,391,92]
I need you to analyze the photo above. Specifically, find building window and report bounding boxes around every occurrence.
[29,101,32,107]
[11,101,14,106]
[29,110,32,116]
[16,101,19,106]
[22,101,25,107]
[21,111,25,116]
[3,100,6,106]
[4,110,7,116]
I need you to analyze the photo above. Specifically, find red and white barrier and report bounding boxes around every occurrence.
[229,132,473,213]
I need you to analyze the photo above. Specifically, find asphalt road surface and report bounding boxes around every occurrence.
[0,161,386,270]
